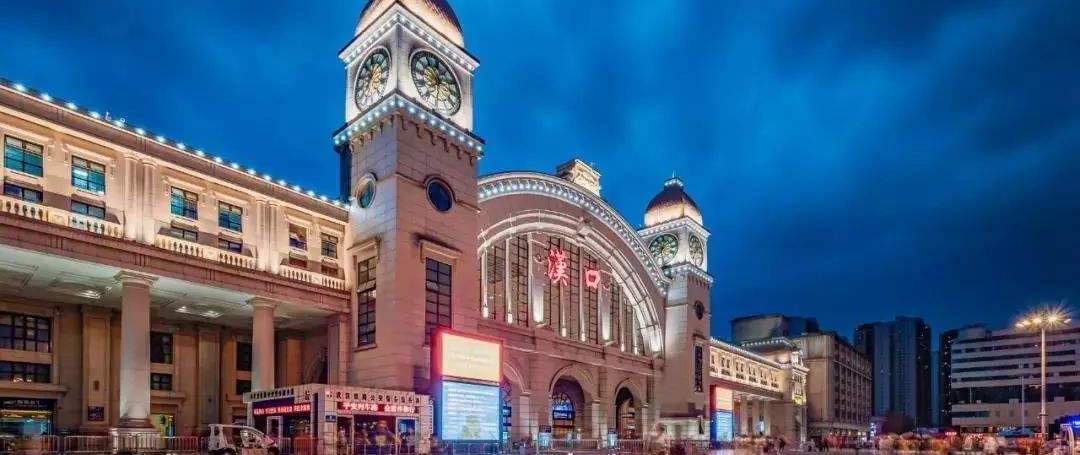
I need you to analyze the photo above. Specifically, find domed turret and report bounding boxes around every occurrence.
[644,176,702,227]
[357,0,464,47]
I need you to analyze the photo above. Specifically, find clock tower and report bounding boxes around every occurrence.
[639,177,714,422]
[335,0,484,392]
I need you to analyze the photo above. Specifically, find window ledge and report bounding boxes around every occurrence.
[353,343,378,353]
[170,215,198,227]
[73,188,105,199]
[219,227,243,236]
[4,169,43,181]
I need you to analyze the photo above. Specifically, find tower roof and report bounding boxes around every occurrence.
[357,0,464,47]
[644,176,702,227]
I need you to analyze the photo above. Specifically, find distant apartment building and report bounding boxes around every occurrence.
[931,350,940,427]
[792,332,873,439]
[938,326,973,428]
[854,317,932,430]
[948,324,1080,432]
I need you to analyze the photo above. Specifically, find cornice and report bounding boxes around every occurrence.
[664,262,714,285]
[0,78,347,214]
[333,91,484,157]
[340,7,479,73]
[637,217,710,238]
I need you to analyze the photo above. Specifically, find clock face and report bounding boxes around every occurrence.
[410,51,461,115]
[354,49,390,109]
[689,235,704,266]
[649,234,679,265]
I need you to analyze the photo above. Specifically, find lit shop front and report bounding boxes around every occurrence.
[246,384,431,455]
[431,330,503,443]
[0,398,54,436]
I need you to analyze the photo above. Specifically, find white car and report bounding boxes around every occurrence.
[207,424,280,455]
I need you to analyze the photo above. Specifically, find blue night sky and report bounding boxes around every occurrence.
[5,1,1079,343]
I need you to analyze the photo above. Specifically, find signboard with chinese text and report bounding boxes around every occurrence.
[337,401,419,415]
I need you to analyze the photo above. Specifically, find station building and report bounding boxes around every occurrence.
[0,0,807,444]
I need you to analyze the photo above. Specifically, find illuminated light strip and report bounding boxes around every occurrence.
[710,338,784,369]
[333,93,484,155]
[478,172,669,292]
[664,263,715,285]
[0,78,347,211]
[638,218,711,238]
[341,12,477,72]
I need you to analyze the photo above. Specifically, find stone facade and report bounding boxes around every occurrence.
[0,0,811,443]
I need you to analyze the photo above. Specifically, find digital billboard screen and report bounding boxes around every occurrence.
[439,381,500,441]
[712,410,733,442]
[438,331,501,383]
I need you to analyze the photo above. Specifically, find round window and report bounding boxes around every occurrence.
[426,179,453,212]
[357,179,376,208]
[694,301,705,320]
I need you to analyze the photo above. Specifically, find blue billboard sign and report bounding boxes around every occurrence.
[711,410,733,442]
[438,381,501,441]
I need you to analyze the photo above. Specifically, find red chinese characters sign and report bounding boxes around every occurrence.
[337,401,418,414]
[546,248,570,286]
[546,247,602,289]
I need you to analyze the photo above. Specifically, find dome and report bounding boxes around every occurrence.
[357,0,464,47]
[644,177,702,227]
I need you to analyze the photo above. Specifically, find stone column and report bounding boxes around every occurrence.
[140,160,157,244]
[114,271,157,432]
[254,199,267,271]
[122,155,140,241]
[327,313,348,385]
[250,298,277,391]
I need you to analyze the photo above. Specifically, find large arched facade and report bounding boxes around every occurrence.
[477,172,667,440]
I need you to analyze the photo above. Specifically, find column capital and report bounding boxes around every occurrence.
[114,271,157,287]
[248,297,279,310]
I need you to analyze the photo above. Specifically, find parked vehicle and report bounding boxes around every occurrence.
[207,424,280,455]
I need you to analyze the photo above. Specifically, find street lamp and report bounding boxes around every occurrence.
[1015,307,1072,436]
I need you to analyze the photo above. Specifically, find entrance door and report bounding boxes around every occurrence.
[266,416,283,442]
[397,418,417,452]
[150,413,175,436]
[336,416,353,455]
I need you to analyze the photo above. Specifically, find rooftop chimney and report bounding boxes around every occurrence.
[555,158,601,196]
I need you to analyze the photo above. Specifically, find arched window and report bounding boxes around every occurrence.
[551,392,575,429]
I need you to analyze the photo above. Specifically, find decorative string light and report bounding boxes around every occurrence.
[0,78,345,210]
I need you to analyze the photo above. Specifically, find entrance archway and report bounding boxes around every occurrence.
[551,378,585,440]
[614,387,639,439]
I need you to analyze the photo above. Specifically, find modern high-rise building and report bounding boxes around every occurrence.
[731,314,820,342]
[930,350,940,427]
[948,323,1080,432]
[938,325,978,428]
[854,317,932,430]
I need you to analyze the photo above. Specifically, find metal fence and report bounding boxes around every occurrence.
[0,436,720,455]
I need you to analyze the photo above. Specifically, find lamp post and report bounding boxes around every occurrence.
[1015,308,1071,437]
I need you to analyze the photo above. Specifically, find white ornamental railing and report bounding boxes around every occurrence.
[155,234,210,259]
[279,264,346,290]
[0,194,54,223]
[68,212,123,238]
